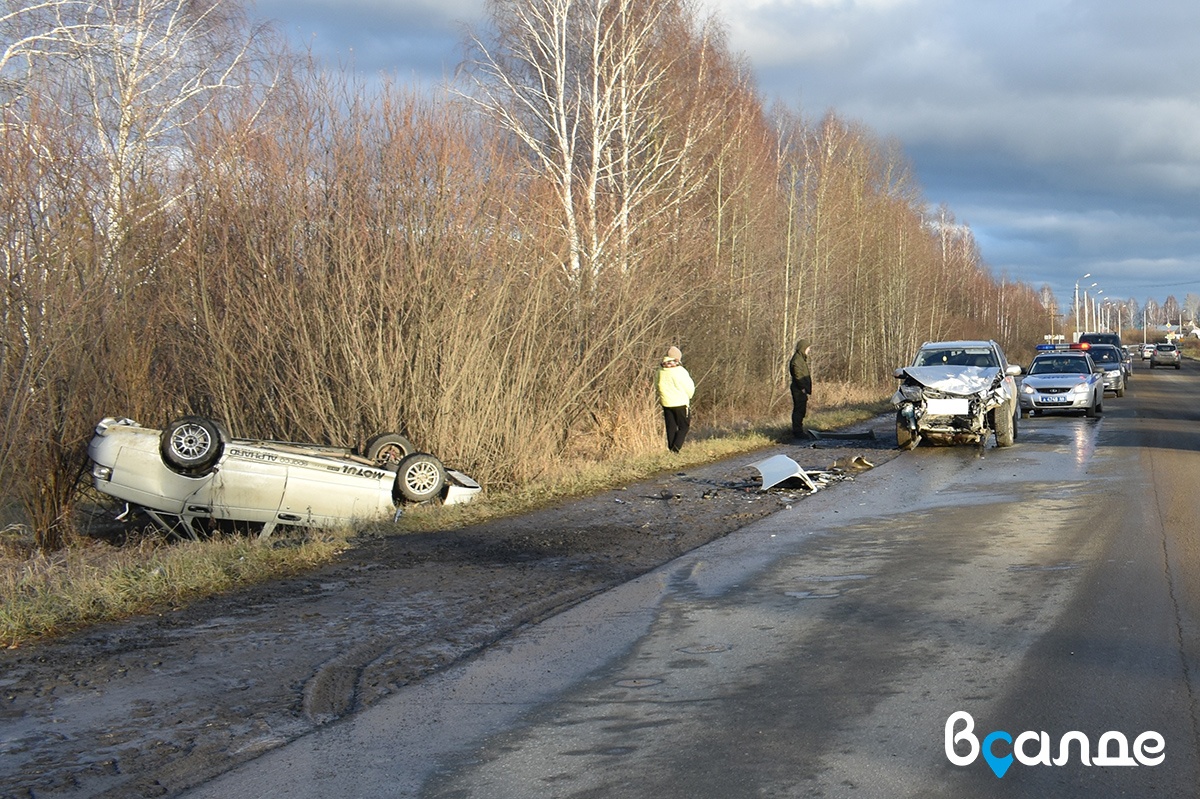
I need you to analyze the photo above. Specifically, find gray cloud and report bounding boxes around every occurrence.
[254,0,1200,308]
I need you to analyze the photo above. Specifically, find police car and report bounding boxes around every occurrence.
[1018,344,1104,418]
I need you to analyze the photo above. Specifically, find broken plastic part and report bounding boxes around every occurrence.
[751,454,817,492]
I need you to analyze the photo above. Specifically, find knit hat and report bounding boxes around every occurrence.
[666,346,682,361]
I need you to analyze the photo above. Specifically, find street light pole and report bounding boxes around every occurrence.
[1074,273,1091,341]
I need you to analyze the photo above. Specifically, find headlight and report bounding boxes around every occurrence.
[899,385,924,401]
[1021,384,1035,395]
[1107,369,1121,378]
[93,465,112,481]
[1071,383,1089,394]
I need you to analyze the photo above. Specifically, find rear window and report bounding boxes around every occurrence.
[1079,333,1122,348]
[1157,344,1177,351]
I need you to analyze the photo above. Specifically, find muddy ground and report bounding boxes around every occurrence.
[0,419,898,799]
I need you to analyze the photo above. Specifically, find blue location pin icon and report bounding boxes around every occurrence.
[982,730,1014,778]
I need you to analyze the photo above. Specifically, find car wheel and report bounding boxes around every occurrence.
[364,433,414,469]
[895,414,918,451]
[1116,384,1124,397]
[1085,397,1097,417]
[1176,363,1182,370]
[160,416,225,476]
[995,404,1016,447]
[395,452,446,503]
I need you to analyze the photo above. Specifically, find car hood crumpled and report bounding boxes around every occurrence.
[898,365,1000,396]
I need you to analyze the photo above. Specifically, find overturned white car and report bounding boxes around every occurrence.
[88,417,480,537]
[892,340,1022,450]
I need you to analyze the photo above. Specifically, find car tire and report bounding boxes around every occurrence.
[1176,363,1182,370]
[395,452,446,503]
[160,416,225,476]
[895,414,918,451]
[364,433,414,469]
[995,404,1016,447]
[1085,398,1097,418]
[1116,384,1125,397]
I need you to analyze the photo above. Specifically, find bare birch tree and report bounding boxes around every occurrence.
[0,0,274,549]
[462,0,728,288]
[11,0,272,269]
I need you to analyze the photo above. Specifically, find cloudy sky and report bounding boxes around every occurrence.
[252,0,1200,315]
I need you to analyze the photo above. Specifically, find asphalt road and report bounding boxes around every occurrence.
[184,358,1200,799]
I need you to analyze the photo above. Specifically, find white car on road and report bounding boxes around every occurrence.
[892,340,1022,450]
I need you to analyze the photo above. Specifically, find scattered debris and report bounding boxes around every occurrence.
[750,454,817,492]
[809,430,877,441]
[829,455,874,473]
[749,453,876,494]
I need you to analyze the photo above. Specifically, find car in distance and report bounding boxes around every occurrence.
[88,416,480,538]
[892,340,1022,450]
[1142,343,1156,360]
[1018,348,1103,418]
[1085,344,1126,396]
[1078,332,1123,349]
[1119,346,1134,380]
[1150,343,1182,369]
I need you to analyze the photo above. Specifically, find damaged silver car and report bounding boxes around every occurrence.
[892,340,1022,450]
[88,416,481,538]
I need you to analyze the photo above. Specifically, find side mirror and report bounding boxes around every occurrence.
[1005,364,1022,376]
[893,367,906,379]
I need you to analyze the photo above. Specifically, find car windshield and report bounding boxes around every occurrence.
[1029,357,1090,376]
[1090,347,1121,364]
[914,348,997,368]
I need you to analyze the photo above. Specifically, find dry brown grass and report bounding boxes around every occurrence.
[0,526,350,648]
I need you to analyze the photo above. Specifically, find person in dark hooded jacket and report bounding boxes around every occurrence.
[789,339,813,439]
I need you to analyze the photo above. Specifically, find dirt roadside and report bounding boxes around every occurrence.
[0,419,898,799]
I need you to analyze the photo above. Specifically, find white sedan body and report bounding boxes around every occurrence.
[89,419,477,536]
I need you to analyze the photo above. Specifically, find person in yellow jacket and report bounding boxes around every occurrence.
[656,346,695,453]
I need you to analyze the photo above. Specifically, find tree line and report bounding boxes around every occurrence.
[2,0,1049,550]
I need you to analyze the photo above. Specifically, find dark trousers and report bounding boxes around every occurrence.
[790,381,809,437]
[662,405,690,452]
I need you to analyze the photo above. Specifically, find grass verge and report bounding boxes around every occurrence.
[1,399,891,647]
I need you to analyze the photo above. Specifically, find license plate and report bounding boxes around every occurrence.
[1042,395,1069,404]
[927,398,970,415]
